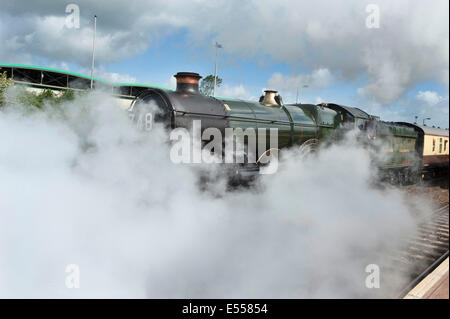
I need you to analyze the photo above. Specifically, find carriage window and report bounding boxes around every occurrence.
[355,118,366,130]
[366,120,377,139]
[439,138,443,153]
[445,140,448,152]
[432,139,435,152]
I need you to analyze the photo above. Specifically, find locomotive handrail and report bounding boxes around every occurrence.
[173,110,293,125]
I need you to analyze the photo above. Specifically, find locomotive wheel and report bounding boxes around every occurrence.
[388,170,399,185]
[298,139,319,159]
[399,170,408,186]
[409,171,419,184]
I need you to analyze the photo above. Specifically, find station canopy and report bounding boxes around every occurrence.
[0,63,171,98]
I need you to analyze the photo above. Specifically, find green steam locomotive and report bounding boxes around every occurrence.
[129,72,447,184]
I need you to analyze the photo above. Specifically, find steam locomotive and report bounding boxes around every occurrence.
[128,72,449,184]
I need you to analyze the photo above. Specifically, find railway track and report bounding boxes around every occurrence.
[396,204,449,298]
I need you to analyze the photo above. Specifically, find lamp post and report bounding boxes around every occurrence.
[90,15,97,90]
[423,117,431,126]
[296,84,308,104]
[213,41,222,97]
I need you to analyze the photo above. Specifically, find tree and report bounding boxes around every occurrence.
[199,74,222,96]
[18,89,54,109]
[56,89,75,103]
[0,71,13,106]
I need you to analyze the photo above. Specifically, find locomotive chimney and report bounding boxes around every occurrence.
[174,72,202,94]
[261,90,279,106]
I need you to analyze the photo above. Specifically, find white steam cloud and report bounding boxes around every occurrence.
[0,91,432,298]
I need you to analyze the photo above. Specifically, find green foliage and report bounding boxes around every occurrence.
[0,71,13,106]
[199,74,222,96]
[0,69,79,110]
[18,89,55,109]
[56,89,75,103]
[14,88,78,111]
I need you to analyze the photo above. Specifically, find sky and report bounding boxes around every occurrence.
[0,0,448,127]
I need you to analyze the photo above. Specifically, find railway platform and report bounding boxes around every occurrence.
[404,257,449,299]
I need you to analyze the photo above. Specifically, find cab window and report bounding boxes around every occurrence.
[355,118,367,130]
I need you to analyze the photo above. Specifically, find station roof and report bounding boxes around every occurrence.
[0,63,172,95]
[0,63,239,99]
[419,125,449,137]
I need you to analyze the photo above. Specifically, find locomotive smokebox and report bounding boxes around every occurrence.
[174,72,202,94]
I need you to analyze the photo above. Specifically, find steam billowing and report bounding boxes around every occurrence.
[0,91,432,298]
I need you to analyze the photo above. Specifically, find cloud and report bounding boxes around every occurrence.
[164,75,254,98]
[357,49,414,105]
[416,90,444,106]
[17,15,148,66]
[216,83,254,100]
[0,0,448,105]
[49,62,70,71]
[95,71,137,84]
[268,68,333,92]
[315,96,324,104]
[69,65,137,84]
[360,92,449,129]
[264,69,333,104]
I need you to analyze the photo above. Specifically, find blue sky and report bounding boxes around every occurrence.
[0,0,448,127]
